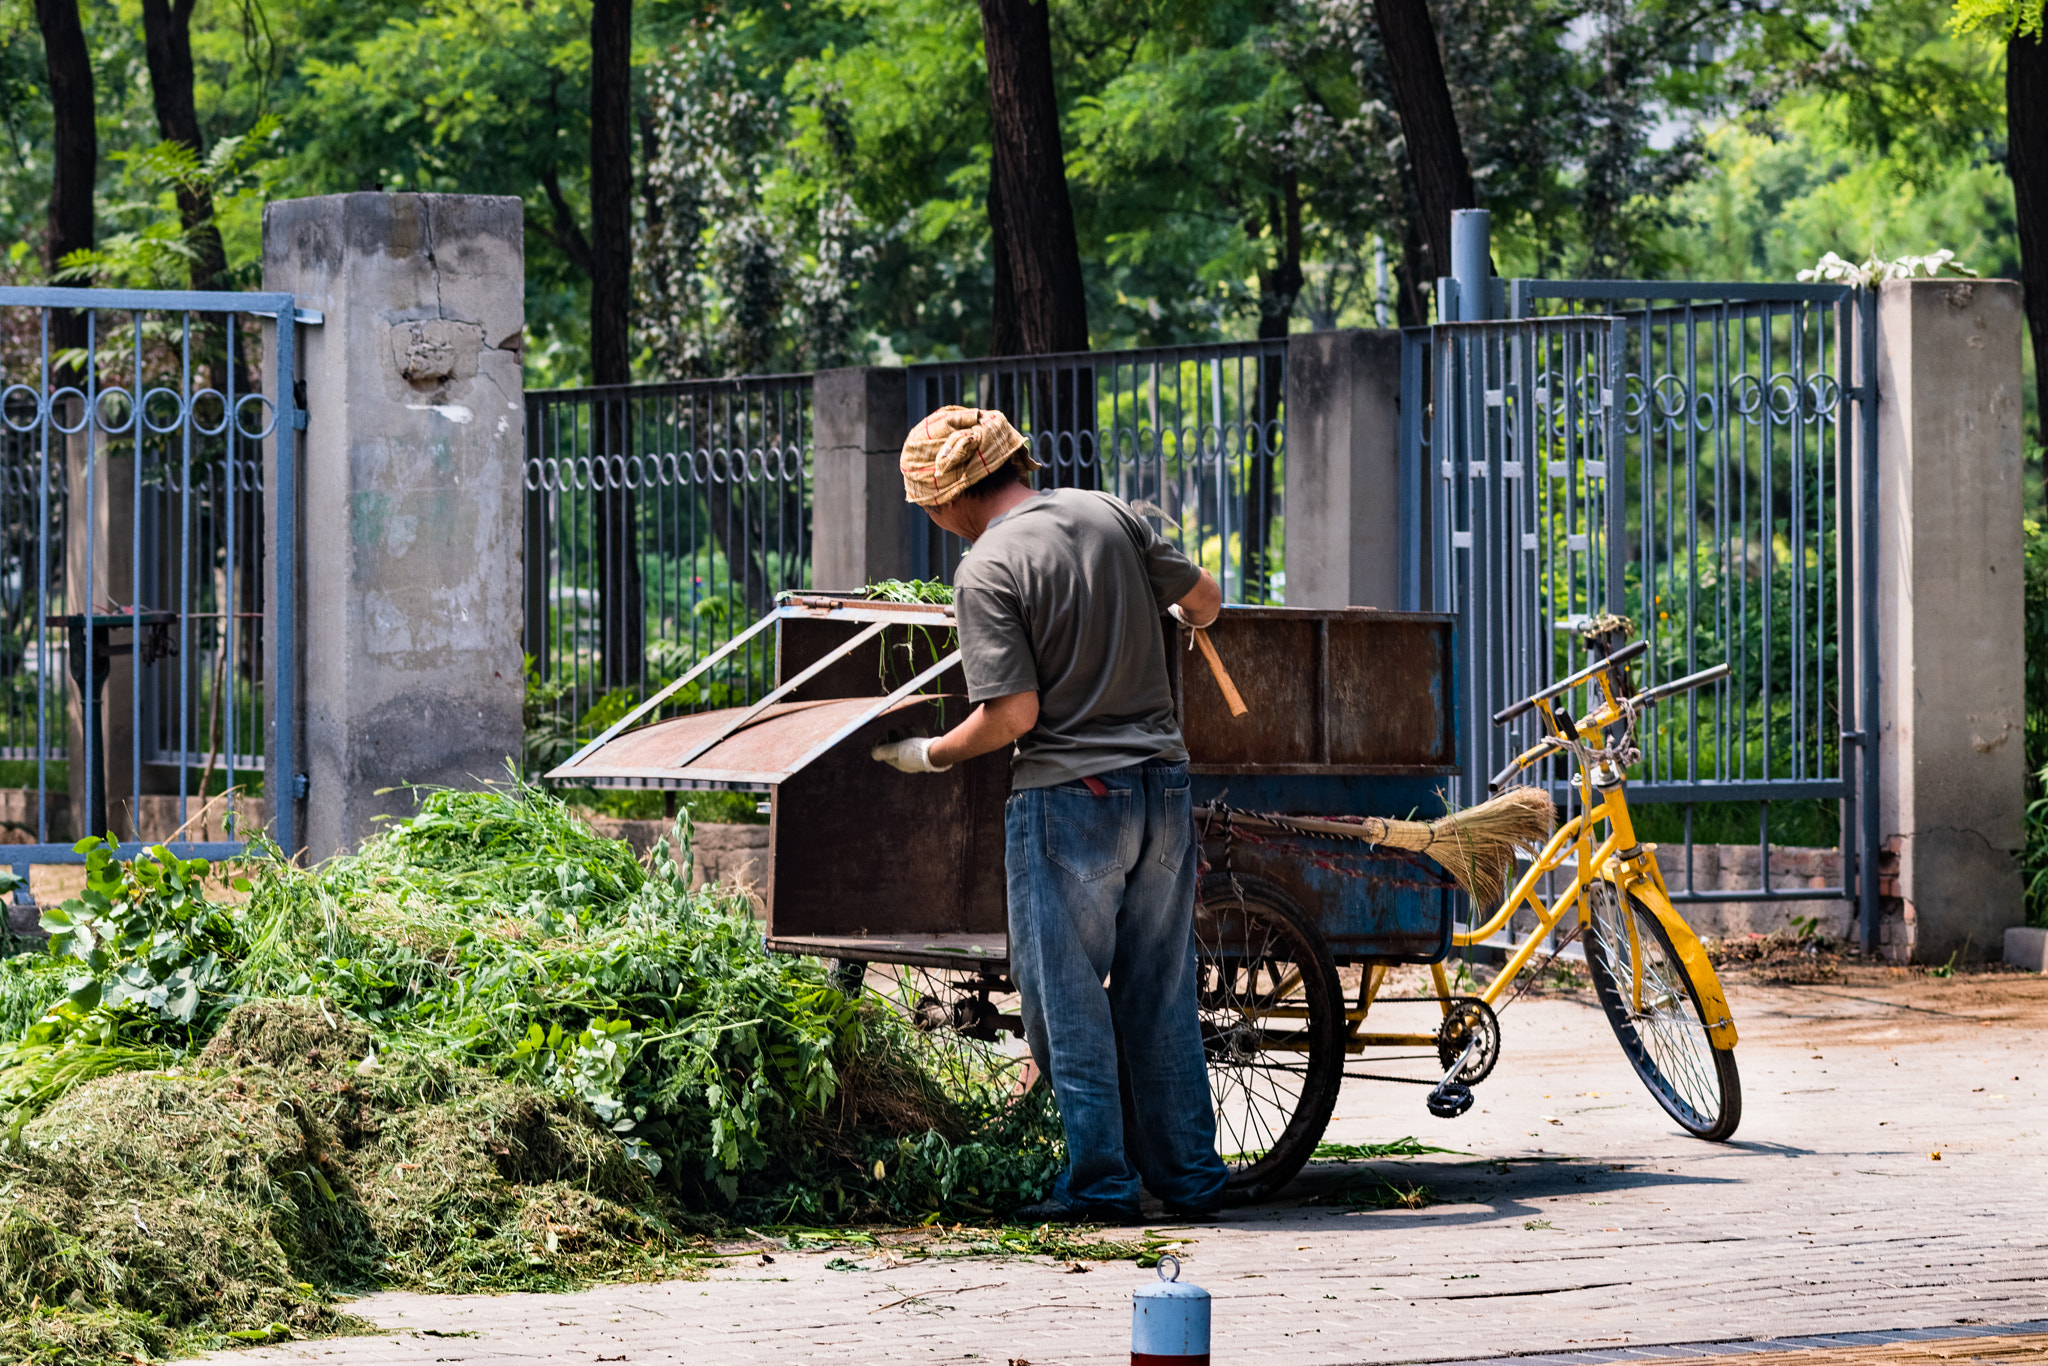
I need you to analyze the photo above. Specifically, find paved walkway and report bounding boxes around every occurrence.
[213,968,2048,1366]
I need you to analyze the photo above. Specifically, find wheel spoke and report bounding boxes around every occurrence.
[1584,888,1734,1138]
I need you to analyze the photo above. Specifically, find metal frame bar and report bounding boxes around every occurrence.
[0,287,310,881]
[664,619,892,770]
[1439,278,1877,918]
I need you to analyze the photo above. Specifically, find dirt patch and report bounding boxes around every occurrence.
[1728,959,2048,1047]
[1709,931,1844,984]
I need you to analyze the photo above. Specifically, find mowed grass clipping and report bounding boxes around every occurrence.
[0,781,1065,1365]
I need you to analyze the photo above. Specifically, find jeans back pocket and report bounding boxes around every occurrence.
[1042,784,1134,881]
[1159,782,1192,873]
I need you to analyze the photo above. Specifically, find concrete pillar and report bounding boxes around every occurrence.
[811,366,914,591]
[61,413,138,839]
[262,193,526,860]
[1284,329,1406,609]
[1873,277,2026,963]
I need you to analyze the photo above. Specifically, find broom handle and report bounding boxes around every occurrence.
[1191,627,1250,718]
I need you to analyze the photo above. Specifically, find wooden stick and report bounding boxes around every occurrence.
[1192,627,1249,718]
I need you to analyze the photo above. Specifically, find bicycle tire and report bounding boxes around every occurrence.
[1195,872,1345,1201]
[1583,882,1742,1141]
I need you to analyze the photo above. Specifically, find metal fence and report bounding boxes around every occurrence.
[905,341,1287,602]
[0,286,309,875]
[522,376,812,768]
[1425,281,1876,938]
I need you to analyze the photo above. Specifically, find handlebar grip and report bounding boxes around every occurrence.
[1487,736,1565,794]
[1635,661,1731,706]
[1494,695,1536,725]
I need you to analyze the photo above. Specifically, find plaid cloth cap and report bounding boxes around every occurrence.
[898,405,1041,507]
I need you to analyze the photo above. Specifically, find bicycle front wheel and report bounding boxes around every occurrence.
[1583,882,1742,1141]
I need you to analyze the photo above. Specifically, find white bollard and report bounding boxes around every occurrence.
[1132,1254,1210,1364]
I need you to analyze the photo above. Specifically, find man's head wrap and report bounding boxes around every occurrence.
[898,406,1040,507]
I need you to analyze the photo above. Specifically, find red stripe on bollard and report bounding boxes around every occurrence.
[1131,1354,1211,1366]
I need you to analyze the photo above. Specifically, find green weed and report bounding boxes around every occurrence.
[1311,1137,1467,1162]
[0,780,1065,1366]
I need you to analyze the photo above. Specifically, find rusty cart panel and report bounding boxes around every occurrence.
[548,599,1460,968]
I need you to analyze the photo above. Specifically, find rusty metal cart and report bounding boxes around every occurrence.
[551,596,1470,1201]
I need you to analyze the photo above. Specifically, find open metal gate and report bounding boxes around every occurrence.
[0,286,312,903]
[1417,281,1879,949]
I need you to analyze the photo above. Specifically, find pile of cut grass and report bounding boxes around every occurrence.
[0,782,1063,1364]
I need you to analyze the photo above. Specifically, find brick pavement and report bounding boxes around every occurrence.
[209,972,2048,1366]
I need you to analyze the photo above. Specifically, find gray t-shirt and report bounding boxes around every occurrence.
[954,488,1204,789]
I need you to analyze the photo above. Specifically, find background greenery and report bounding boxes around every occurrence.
[0,0,2026,416]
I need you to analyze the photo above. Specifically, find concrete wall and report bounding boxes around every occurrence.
[1872,278,2027,962]
[812,366,914,591]
[583,817,768,896]
[1283,329,1406,609]
[1657,845,1851,942]
[262,193,527,860]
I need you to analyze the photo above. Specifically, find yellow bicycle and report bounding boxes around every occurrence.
[1442,628,1742,1139]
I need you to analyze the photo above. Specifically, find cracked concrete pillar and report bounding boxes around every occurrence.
[812,366,913,591]
[1872,277,2026,962]
[1285,329,1407,608]
[262,193,526,859]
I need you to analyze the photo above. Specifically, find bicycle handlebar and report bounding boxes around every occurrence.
[1485,661,1730,792]
[1492,639,1649,726]
[1629,661,1730,707]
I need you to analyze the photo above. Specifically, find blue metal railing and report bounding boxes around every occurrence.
[523,374,813,769]
[905,340,1288,604]
[1420,272,1877,938]
[0,286,313,885]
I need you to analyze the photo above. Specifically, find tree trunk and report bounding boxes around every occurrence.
[589,0,643,689]
[1247,172,1301,602]
[1396,215,1430,329]
[2012,23,2048,449]
[590,0,632,385]
[140,0,228,295]
[1372,0,1476,291]
[978,0,1089,356]
[35,0,95,380]
[986,170,1024,357]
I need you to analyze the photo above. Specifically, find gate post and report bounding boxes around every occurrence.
[812,366,914,591]
[1872,277,2027,962]
[262,193,527,859]
[1284,329,1406,609]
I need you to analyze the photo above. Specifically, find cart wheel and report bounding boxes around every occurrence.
[1196,872,1345,1202]
[858,964,1037,1115]
[1583,881,1743,1141]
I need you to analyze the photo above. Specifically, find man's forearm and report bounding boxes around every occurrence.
[928,690,1039,767]
[1175,569,1223,628]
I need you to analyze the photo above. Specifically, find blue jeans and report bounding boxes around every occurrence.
[1005,760,1227,1212]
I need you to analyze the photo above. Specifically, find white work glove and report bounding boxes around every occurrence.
[1170,602,1219,630]
[870,736,953,774]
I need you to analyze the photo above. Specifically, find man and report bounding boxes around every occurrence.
[870,405,1228,1223]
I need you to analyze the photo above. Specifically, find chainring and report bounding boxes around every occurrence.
[1435,996,1501,1084]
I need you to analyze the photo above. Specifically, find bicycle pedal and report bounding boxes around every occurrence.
[1426,1082,1475,1119]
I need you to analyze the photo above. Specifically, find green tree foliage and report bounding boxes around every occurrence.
[0,0,2022,380]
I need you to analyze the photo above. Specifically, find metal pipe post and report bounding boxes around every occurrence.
[1451,210,1492,323]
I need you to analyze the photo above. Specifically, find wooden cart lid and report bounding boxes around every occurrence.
[546,694,937,788]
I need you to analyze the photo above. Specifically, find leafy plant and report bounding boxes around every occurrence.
[39,838,249,1027]
[1796,248,1980,287]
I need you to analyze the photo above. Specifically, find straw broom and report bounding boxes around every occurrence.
[1199,786,1557,907]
